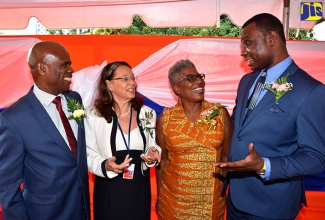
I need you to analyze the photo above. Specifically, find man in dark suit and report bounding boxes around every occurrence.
[0,41,90,219]
[215,13,325,219]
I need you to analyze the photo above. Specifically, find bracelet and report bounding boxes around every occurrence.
[256,159,266,175]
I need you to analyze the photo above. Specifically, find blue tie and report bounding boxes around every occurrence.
[243,70,267,123]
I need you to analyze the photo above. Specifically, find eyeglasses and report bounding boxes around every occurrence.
[173,73,205,85]
[110,76,138,82]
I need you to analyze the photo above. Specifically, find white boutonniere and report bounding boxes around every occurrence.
[140,110,155,138]
[264,74,293,104]
[197,105,224,130]
[66,96,85,127]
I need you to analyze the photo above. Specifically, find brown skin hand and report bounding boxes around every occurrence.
[214,143,265,172]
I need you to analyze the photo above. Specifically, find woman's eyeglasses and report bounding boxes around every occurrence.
[173,73,205,85]
[110,76,138,82]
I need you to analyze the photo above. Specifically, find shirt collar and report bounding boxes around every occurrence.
[265,56,292,82]
[33,84,62,107]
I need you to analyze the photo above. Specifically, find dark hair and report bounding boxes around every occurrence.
[93,61,144,123]
[242,13,286,43]
[168,59,196,85]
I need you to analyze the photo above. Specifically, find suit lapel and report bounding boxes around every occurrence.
[76,120,84,161]
[238,71,259,127]
[240,62,299,128]
[26,89,76,159]
[241,91,274,127]
[279,61,298,78]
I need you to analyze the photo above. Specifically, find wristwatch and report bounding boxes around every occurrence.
[256,159,266,175]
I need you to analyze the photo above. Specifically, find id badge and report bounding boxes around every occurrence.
[123,164,135,179]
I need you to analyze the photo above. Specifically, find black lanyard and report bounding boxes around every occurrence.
[117,108,132,153]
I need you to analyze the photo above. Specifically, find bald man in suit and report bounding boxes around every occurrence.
[0,41,90,219]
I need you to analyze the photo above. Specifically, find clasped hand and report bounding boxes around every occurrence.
[140,147,161,165]
[106,154,133,174]
[214,143,264,172]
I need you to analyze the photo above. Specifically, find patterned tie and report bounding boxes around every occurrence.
[243,70,267,123]
[52,97,77,158]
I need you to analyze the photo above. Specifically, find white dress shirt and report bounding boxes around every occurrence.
[33,84,78,149]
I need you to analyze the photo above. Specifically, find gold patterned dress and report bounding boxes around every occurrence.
[157,100,226,220]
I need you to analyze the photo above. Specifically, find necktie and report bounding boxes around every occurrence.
[52,97,77,158]
[243,70,267,123]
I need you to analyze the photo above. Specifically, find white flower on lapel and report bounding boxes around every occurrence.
[140,110,155,138]
[66,96,85,127]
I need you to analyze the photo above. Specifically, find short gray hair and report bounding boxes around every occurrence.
[168,59,195,85]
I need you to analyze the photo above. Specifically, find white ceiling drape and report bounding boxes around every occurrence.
[0,38,40,108]
[0,0,323,30]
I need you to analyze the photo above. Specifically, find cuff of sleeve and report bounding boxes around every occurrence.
[145,161,157,167]
[101,159,118,178]
[144,146,161,167]
[101,159,109,178]
[258,158,271,179]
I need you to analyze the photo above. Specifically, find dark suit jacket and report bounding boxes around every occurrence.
[228,61,325,219]
[0,88,90,220]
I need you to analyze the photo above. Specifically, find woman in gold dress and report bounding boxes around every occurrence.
[156,59,233,220]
